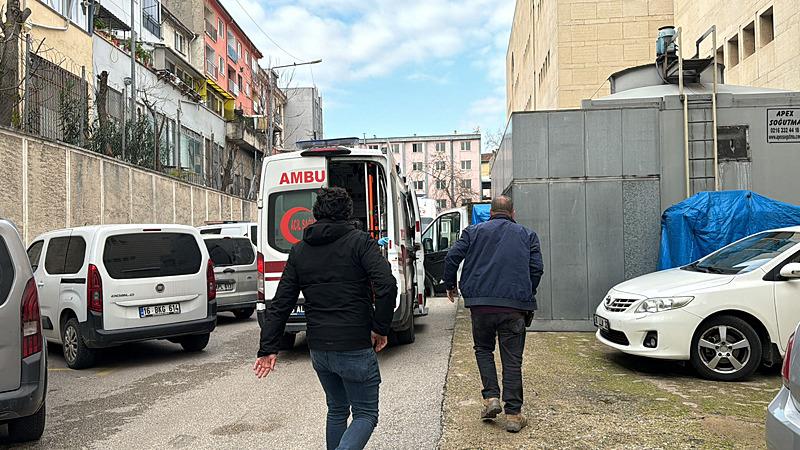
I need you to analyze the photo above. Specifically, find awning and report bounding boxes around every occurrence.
[206,78,235,100]
[96,4,131,32]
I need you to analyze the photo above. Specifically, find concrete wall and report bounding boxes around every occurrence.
[284,87,323,149]
[0,127,256,245]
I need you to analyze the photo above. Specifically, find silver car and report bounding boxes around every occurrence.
[0,220,46,443]
[768,321,800,449]
[203,236,258,320]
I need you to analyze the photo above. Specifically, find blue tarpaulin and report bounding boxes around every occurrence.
[471,203,491,225]
[658,191,800,270]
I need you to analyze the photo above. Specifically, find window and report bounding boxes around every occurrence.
[250,225,258,246]
[368,144,379,150]
[219,57,225,77]
[421,211,460,253]
[207,91,223,116]
[461,160,472,170]
[218,19,224,36]
[0,238,12,307]
[685,231,800,275]
[727,35,739,67]
[268,190,318,253]
[412,162,423,171]
[715,46,724,65]
[414,180,424,190]
[412,143,422,153]
[204,237,255,267]
[103,233,202,279]
[44,236,86,275]
[27,240,44,272]
[760,7,774,47]
[180,127,203,173]
[142,0,161,38]
[461,179,472,189]
[434,161,446,171]
[435,142,446,152]
[227,30,239,62]
[245,51,251,66]
[742,21,755,59]
[460,141,471,151]
[436,180,447,190]
[391,143,400,153]
[174,31,186,55]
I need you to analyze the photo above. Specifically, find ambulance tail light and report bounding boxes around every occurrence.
[257,252,265,301]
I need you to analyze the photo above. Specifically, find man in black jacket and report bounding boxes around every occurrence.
[254,187,397,450]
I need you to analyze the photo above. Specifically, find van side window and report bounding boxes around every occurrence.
[250,225,257,246]
[44,236,86,275]
[0,238,13,308]
[27,240,44,272]
[436,213,461,252]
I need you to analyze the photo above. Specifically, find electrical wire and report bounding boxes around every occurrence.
[231,0,304,62]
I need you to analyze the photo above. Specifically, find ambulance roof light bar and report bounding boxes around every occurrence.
[297,137,361,150]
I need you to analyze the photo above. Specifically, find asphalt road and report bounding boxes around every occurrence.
[2,298,456,449]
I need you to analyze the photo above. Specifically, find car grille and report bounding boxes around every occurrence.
[604,297,637,312]
[600,328,630,346]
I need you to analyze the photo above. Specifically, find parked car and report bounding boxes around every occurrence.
[0,220,46,442]
[199,222,258,246]
[594,227,800,381]
[28,225,217,369]
[767,325,800,449]
[203,236,258,320]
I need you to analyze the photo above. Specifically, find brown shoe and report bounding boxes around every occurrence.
[480,398,502,420]
[505,413,527,433]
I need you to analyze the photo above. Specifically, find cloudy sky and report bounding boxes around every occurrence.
[221,0,515,149]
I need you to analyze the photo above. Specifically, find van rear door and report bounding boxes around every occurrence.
[260,156,327,299]
[408,194,427,314]
[100,229,208,331]
[0,227,21,392]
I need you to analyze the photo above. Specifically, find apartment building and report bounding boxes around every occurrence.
[506,0,674,115]
[284,87,324,149]
[361,133,482,210]
[675,0,798,90]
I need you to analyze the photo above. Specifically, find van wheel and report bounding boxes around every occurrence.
[62,318,95,370]
[279,333,296,350]
[6,402,46,443]
[391,314,416,346]
[180,333,210,352]
[690,315,762,382]
[234,308,255,320]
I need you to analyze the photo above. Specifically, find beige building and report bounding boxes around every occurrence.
[675,0,799,90]
[506,0,674,115]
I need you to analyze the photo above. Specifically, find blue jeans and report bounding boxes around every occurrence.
[310,348,381,450]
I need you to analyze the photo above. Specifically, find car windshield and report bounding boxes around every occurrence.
[684,231,800,275]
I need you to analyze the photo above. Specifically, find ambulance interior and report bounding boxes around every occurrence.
[328,161,388,242]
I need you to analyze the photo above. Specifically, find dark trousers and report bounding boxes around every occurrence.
[470,311,527,414]
[310,348,381,450]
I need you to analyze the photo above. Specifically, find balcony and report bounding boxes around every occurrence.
[205,19,217,41]
[206,59,218,78]
[227,119,269,155]
[227,45,239,63]
[228,80,239,97]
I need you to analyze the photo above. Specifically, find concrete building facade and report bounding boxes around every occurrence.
[361,133,482,211]
[675,0,799,90]
[284,87,323,149]
[506,0,674,115]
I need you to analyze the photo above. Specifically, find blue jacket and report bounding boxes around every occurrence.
[443,215,544,311]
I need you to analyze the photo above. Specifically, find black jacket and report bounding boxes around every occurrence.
[258,220,398,356]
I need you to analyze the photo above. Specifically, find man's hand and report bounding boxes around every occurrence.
[253,354,278,379]
[447,289,459,303]
[371,331,388,352]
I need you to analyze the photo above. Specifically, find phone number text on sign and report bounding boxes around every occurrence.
[767,108,800,143]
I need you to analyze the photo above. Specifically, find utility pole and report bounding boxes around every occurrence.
[129,0,137,131]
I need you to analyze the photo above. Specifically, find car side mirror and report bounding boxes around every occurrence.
[422,238,433,253]
[780,262,800,279]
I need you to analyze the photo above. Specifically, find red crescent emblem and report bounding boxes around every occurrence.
[279,207,312,245]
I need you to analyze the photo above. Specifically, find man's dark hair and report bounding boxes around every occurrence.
[490,195,514,215]
[313,187,353,221]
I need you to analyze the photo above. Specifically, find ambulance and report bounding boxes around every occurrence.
[256,138,427,349]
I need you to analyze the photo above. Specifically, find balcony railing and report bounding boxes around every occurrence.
[205,19,217,41]
[206,59,218,78]
[228,80,239,97]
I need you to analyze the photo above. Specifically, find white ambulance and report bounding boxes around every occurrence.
[256,138,427,348]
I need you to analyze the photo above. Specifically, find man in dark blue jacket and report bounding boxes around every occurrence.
[443,195,543,433]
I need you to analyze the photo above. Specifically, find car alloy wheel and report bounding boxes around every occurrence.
[63,325,79,364]
[696,325,751,374]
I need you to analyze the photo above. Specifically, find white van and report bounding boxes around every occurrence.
[199,221,258,246]
[27,225,217,369]
[256,138,427,348]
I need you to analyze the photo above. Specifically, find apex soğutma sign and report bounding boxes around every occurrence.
[768,108,800,143]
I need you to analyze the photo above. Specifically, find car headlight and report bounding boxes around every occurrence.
[635,297,694,313]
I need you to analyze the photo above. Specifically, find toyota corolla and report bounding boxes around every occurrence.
[595,227,800,381]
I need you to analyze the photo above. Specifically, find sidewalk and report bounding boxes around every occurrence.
[439,303,780,449]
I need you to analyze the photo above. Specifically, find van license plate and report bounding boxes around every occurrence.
[217,282,234,292]
[593,314,609,331]
[291,305,305,316]
[139,303,181,318]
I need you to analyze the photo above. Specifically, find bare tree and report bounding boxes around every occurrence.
[483,127,505,154]
[412,151,479,208]
[0,1,31,126]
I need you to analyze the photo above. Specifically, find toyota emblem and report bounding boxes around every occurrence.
[604,296,613,306]
[155,283,165,293]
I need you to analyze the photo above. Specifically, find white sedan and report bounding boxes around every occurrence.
[594,227,800,381]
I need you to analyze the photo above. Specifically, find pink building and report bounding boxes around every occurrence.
[361,133,482,211]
